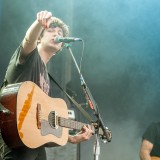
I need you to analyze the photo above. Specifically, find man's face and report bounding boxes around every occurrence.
[40,26,63,52]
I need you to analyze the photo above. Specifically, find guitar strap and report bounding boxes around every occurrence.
[0,78,11,114]
[48,72,94,123]
[0,75,94,121]
[0,77,8,91]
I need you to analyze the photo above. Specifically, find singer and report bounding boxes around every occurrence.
[0,10,93,160]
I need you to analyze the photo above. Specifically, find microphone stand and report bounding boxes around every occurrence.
[65,43,112,160]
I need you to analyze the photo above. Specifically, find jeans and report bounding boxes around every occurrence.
[0,133,47,160]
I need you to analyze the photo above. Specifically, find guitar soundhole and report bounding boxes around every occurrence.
[48,111,58,129]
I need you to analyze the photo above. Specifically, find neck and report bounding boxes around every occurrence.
[37,45,57,64]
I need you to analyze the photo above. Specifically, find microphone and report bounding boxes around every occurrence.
[54,36,82,43]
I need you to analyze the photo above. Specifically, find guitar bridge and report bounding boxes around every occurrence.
[48,111,58,129]
[36,103,41,129]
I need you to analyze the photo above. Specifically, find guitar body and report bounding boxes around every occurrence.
[0,81,68,149]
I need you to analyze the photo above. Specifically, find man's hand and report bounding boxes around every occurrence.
[68,125,93,144]
[37,10,52,28]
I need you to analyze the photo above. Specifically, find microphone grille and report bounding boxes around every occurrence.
[54,36,61,43]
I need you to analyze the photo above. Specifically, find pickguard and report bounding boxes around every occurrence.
[40,119,62,138]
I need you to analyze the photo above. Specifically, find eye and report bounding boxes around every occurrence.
[58,31,63,37]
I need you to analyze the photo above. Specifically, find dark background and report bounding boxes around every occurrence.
[1,0,160,160]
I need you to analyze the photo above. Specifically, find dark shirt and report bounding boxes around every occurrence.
[0,45,51,160]
[142,122,160,157]
[4,45,50,95]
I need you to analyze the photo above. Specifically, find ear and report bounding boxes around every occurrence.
[37,36,42,44]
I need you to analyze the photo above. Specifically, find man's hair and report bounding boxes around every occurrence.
[49,17,69,37]
[39,17,69,39]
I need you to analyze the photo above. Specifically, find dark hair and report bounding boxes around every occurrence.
[39,17,69,39]
[49,17,69,37]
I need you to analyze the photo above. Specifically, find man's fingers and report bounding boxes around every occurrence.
[37,10,52,28]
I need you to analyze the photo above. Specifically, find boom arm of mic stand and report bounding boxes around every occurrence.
[66,44,112,143]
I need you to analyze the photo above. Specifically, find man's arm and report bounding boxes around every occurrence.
[21,11,52,59]
[139,139,153,160]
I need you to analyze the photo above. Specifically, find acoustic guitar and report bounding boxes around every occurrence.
[0,81,106,149]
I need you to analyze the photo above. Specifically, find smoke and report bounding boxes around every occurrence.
[1,0,160,160]
[71,0,160,159]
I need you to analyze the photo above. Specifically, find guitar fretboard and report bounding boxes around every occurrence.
[58,117,91,131]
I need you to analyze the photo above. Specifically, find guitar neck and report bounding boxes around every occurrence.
[58,117,92,131]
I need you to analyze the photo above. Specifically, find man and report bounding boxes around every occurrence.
[139,122,160,160]
[0,10,93,160]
